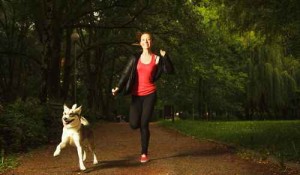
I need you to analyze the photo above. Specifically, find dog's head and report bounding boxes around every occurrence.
[62,104,86,128]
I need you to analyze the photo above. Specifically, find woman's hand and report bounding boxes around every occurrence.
[160,49,166,57]
[112,87,119,96]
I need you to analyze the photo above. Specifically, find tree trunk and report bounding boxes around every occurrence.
[61,29,72,102]
[47,0,63,101]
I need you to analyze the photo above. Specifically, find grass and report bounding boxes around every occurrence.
[159,119,300,162]
[0,154,18,174]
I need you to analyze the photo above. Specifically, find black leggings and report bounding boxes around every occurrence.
[129,92,157,155]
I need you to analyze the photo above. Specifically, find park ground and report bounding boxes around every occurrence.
[4,122,300,175]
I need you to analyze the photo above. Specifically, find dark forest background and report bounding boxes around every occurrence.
[0,0,299,153]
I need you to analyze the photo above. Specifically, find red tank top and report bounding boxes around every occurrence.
[132,54,157,96]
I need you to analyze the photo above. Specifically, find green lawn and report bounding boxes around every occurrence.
[159,120,300,162]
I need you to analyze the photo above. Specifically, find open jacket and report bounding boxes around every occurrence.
[117,52,174,95]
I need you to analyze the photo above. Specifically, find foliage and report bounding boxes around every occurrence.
[0,0,299,125]
[160,120,300,161]
[181,0,300,120]
[0,98,48,153]
[0,0,42,102]
[246,42,300,119]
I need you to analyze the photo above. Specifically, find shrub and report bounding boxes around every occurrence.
[0,98,48,153]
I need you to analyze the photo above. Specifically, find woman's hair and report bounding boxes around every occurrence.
[136,32,152,42]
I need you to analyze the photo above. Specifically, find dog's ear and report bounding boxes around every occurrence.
[72,104,77,109]
[80,116,89,126]
[63,104,69,111]
[75,105,82,114]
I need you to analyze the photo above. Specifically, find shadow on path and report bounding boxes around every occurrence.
[83,156,142,173]
[152,146,234,162]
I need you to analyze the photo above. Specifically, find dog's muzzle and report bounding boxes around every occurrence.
[63,118,74,125]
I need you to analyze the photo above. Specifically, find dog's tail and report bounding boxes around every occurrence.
[81,116,89,126]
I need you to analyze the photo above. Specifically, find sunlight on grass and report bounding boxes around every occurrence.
[159,120,300,161]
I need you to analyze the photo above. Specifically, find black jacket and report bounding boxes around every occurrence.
[117,52,174,95]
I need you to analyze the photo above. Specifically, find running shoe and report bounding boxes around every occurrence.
[140,154,149,163]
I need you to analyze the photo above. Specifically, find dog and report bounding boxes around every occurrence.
[53,104,98,170]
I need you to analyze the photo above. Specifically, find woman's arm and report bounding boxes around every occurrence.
[159,50,174,74]
[152,50,175,82]
[112,56,135,95]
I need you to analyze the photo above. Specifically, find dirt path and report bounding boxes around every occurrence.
[5,122,300,175]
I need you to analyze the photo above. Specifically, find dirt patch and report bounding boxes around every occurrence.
[5,122,300,175]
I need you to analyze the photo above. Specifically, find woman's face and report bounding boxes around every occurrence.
[140,33,152,50]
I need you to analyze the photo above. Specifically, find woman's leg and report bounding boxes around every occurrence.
[140,92,157,155]
[129,95,142,129]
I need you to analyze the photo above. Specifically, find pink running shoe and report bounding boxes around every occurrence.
[140,154,149,163]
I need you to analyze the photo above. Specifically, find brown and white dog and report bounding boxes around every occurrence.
[53,104,98,170]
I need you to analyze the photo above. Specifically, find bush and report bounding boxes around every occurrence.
[0,98,48,153]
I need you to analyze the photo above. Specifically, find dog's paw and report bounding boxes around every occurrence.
[53,149,60,157]
[80,166,86,171]
[93,159,98,165]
